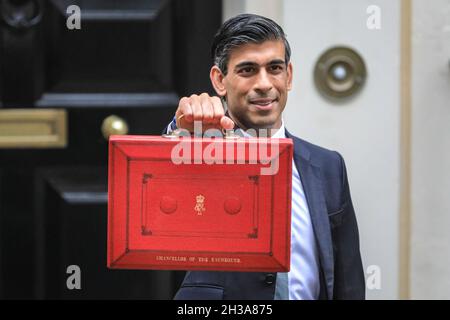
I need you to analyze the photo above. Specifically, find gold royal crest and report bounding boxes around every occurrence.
[194,194,206,216]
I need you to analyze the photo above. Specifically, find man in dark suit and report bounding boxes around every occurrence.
[166,14,365,300]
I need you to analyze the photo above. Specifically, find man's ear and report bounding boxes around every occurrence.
[287,62,293,91]
[210,65,227,97]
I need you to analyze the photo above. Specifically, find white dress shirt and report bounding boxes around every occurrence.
[266,122,320,300]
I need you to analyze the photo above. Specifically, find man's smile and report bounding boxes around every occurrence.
[248,98,278,110]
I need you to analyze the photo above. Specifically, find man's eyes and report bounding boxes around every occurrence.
[269,65,284,72]
[237,65,284,75]
[238,67,256,74]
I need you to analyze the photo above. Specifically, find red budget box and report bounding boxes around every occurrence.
[107,134,293,272]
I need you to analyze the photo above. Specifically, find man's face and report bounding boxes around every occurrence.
[211,40,293,131]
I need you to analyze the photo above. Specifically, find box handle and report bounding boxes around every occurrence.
[162,128,241,139]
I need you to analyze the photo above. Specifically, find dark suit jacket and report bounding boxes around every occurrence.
[173,130,365,300]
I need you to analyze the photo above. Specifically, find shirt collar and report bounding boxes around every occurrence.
[237,119,286,138]
[271,120,286,138]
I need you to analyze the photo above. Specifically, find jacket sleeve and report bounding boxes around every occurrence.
[161,116,177,135]
[331,152,366,299]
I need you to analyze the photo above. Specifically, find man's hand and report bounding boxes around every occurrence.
[175,93,235,133]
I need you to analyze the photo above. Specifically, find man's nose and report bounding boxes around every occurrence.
[254,70,273,92]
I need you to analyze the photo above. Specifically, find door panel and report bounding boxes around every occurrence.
[35,167,176,299]
[0,0,222,299]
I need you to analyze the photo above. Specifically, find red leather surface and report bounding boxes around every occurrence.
[107,135,293,272]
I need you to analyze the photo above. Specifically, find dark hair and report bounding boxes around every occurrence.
[211,14,291,75]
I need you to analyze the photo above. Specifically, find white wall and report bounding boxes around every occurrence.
[223,0,282,23]
[223,0,402,299]
[283,0,401,300]
[223,0,450,300]
[410,0,450,299]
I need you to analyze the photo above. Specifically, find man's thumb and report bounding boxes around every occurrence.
[220,116,235,130]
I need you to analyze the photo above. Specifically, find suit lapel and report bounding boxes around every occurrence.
[286,130,335,299]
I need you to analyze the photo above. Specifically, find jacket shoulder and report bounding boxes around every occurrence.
[290,135,344,169]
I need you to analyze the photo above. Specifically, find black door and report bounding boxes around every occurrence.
[0,0,222,299]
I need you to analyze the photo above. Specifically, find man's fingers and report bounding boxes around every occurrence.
[177,97,193,123]
[220,116,235,130]
[190,95,203,122]
[200,94,214,124]
[175,94,232,132]
[211,96,225,123]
